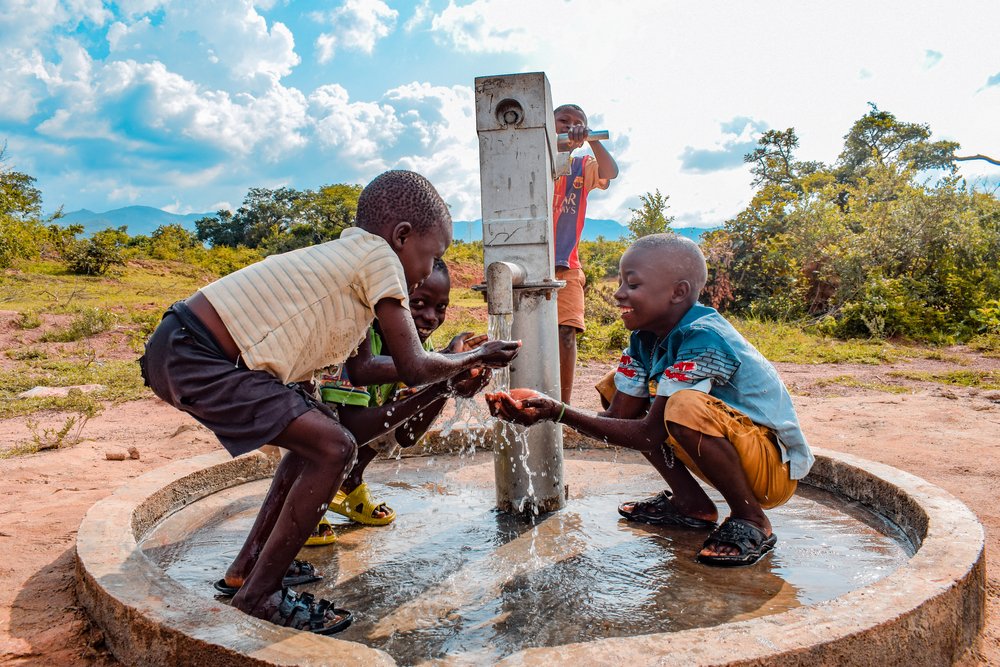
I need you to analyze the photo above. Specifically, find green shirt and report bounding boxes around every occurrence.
[319,327,435,407]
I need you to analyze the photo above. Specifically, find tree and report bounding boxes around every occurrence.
[744,128,823,192]
[626,189,674,240]
[0,144,50,268]
[263,183,362,255]
[702,107,1000,340]
[196,209,245,248]
[148,223,199,260]
[837,103,958,178]
[196,183,364,254]
[65,226,129,275]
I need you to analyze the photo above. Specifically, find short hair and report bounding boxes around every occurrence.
[432,257,449,281]
[356,170,451,235]
[630,233,707,296]
[554,103,587,125]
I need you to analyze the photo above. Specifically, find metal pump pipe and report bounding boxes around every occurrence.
[476,72,567,515]
[486,261,527,316]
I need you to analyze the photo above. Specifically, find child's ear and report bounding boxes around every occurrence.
[390,221,414,250]
[671,280,691,304]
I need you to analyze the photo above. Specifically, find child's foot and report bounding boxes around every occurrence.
[214,560,322,596]
[329,482,396,525]
[697,517,776,566]
[268,588,353,635]
[618,490,716,528]
[305,515,337,546]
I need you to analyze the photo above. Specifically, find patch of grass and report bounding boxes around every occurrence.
[40,307,116,342]
[126,309,163,352]
[968,333,1000,358]
[0,441,45,459]
[0,259,209,313]
[0,358,147,418]
[888,369,1000,390]
[15,310,42,329]
[734,318,904,364]
[900,345,967,364]
[5,347,47,361]
[815,375,911,394]
[0,398,100,458]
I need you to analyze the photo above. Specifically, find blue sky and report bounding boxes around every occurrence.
[1,0,998,227]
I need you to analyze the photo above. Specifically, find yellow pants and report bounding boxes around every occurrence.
[595,372,796,509]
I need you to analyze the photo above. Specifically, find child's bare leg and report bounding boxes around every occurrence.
[558,325,577,404]
[343,444,378,492]
[666,421,769,558]
[223,453,307,587]
[231,409,357,619]
[624,444,718,523]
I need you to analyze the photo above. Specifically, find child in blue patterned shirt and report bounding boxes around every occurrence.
[490,233,812,566]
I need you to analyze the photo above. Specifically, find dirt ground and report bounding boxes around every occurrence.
[1,341,999,664]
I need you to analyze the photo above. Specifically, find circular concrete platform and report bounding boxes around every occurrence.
[76,446,985,666]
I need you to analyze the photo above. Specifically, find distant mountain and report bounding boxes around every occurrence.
[56,207,720,243]
[58,206,213,237]
[452,218,718,243]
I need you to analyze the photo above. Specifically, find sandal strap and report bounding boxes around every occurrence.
[705,518,767,550]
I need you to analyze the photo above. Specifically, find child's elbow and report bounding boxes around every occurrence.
[396,363,425,387]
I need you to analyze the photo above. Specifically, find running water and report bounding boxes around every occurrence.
[486,312,538,513]
[487,312,512,394]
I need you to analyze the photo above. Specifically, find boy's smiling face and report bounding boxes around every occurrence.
[393,221,452,291]
[554,107,587,134]
[409,268,449,343]
[614,245,690,337]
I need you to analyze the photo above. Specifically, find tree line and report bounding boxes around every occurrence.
[696,105,1000,341]
[3,105,999,341]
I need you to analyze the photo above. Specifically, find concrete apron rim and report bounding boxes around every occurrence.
[75,446,985,667]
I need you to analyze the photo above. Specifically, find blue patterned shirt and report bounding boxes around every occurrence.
[614,303,813,479]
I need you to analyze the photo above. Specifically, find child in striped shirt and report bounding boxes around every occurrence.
[140,171,519,634]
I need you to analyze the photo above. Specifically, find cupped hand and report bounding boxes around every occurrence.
[444,331,488,354]
[450,367,492,398]
[477,339,521,368]
[485,391,559,426]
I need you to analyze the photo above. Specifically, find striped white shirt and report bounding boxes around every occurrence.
[200,227,409,383]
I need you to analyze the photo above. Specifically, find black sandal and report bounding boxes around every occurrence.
[618,490,716,529]
[272,588,353,635]
[696,517,777,567]
[213,559,323,596]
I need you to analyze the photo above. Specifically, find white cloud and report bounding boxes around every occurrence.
[314,0,398,63]
[34,58,311,158]
[403,0,432,32]
[384,82,481,219]
[309,83,403,167]
[430,0,537,54]
[106,1,299,86]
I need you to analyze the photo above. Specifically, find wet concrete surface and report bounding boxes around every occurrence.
[140,450,911,665]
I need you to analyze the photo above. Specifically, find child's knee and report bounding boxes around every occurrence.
[311,426,357,468]
[663,390,712,425]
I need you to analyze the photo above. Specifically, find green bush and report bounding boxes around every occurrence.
[64,227,129,275]
[41,308,116,342]
[15,310,42,329]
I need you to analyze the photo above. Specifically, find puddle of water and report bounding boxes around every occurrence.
[141,452,912,665]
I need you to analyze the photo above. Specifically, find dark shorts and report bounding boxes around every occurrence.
[139,302,334,457]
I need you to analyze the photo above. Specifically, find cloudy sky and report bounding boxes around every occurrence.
[2,0,998,227]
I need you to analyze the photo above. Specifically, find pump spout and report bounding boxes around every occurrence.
[486,261,527,316]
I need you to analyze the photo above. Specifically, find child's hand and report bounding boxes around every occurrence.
[443,332,488,354]
[564,124,589,151]
[485,391,560,426]
[449,367,492,398]
[476,339,521,368]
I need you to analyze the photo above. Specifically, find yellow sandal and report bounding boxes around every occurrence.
[329,482,396,526]
[305,515,337,546]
